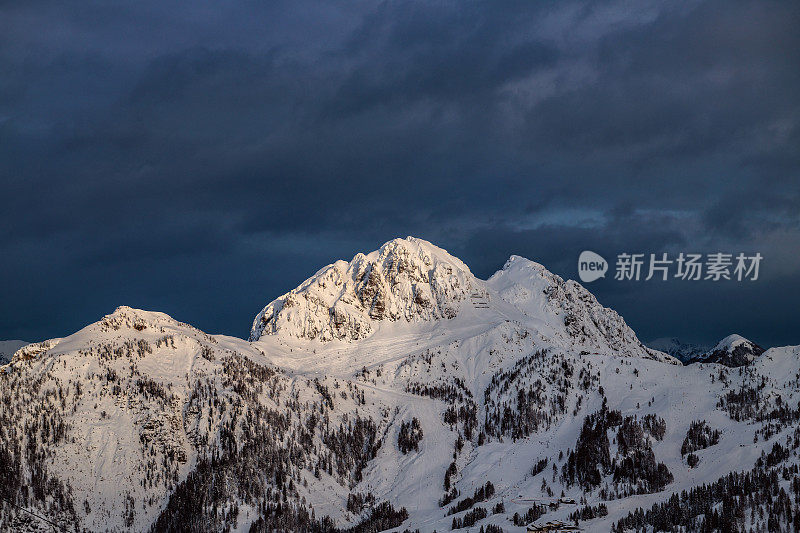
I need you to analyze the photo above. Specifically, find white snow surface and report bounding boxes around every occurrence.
[1,237,798,532]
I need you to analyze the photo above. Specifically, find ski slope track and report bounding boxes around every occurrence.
[1,237,798,532]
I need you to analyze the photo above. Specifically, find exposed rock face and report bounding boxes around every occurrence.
[7,339,57,363]
[549,278,656,358]
[688,334,765,367]
[250,237,475,341]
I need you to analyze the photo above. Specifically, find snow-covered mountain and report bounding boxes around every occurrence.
[646,337,708,364]
[0,339,28,365]
[1,237,798,533]
[686,334,765,367]
[251,238,671,363]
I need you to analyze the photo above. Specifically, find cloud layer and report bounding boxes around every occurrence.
[1,0,798,346]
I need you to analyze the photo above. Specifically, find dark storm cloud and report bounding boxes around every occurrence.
[1,0,798,347]
[459,209,688,279]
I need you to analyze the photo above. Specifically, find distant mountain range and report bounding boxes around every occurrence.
[647,337,709,363]
[647,334,765,367]
[0,237,797,532]
[0,339,28,365]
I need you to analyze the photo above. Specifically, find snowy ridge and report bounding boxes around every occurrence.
[251,239,672,365]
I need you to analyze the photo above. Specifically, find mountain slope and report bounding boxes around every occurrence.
[1,237,797,533]
[0,307,392,531]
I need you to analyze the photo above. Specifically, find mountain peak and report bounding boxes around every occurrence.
[502,254,548,271]
[688,334,764,367]
[250,237,476,342]
[379,236,472,270]
[488,255,674,362]
[712,333,749,352]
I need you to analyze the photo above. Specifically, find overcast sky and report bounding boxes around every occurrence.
[1,0,798,347]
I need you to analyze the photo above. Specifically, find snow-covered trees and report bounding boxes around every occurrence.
[446,481,495,516]
[681,420,720,458]
[562,407,672,496]
[398,417,423,454]
[613,465,799,532]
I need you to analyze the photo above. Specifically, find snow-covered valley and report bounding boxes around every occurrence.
[2,237,798,532]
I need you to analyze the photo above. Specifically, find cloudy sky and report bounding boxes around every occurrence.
[1,0,798,347]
